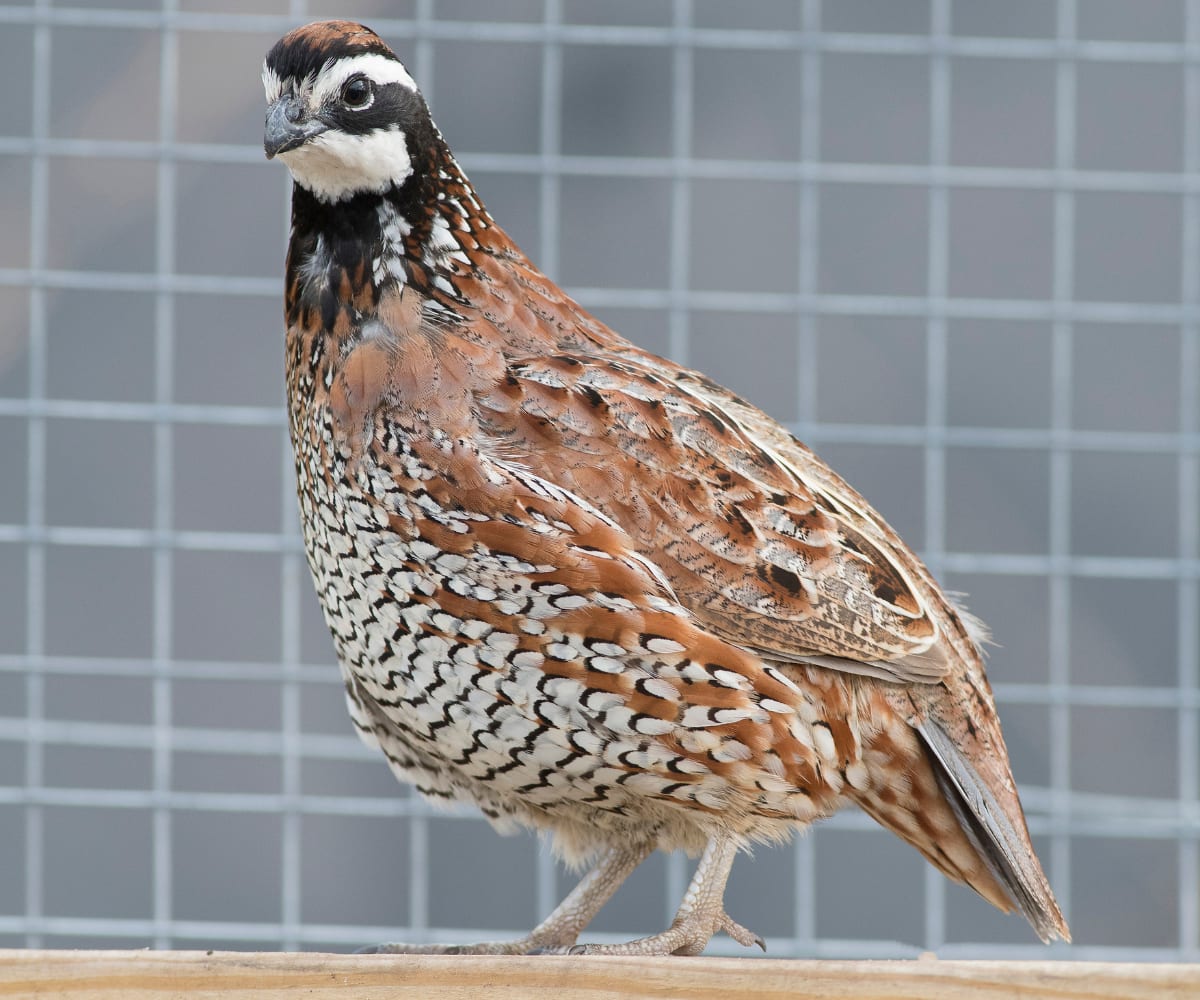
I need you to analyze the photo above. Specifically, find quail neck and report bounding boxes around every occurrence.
[264,26,607,368]
[274,33,511,307]
[263,20,1069,956]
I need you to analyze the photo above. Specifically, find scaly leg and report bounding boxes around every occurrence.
[360,840,655,955]
[567,831,763,956]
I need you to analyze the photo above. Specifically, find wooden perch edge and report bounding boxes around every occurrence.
[0,950,1197,1000]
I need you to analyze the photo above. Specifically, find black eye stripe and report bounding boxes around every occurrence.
[329,81,415,134]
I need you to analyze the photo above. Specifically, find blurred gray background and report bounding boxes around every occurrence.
[0,0,1196,961]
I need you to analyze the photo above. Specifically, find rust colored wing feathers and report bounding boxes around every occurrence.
[477,348,955,684]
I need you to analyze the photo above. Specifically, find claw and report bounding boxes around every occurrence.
[719,911,766,952]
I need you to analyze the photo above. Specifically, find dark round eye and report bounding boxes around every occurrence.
[341,77,373,109]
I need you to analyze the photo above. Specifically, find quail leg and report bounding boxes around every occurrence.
[360,840,655,955]
[567,831,763,956]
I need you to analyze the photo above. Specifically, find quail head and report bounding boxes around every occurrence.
[263,20,1069,955]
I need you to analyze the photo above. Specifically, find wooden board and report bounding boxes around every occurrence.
[0,950,1197,1000]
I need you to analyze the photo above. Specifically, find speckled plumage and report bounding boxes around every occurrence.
[264,21,1069,954]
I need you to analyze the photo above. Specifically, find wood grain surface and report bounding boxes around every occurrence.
[1,950,1198,1000]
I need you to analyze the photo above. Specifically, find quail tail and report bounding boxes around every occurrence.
[916,719,1069,943]
[851,685,1069,944]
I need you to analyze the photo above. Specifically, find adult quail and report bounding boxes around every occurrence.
[263,20,1069,955]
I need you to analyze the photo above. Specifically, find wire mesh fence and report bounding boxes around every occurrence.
[0,0,1196,960]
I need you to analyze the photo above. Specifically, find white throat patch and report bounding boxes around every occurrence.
[278,127,414,203]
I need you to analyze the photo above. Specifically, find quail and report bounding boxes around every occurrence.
[263,21,1069,955]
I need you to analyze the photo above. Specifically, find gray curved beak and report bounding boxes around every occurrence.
[264,97,328,159]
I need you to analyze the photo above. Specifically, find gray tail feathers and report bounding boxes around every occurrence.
[917,719,1070,943]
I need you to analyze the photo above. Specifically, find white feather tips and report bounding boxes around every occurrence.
[262,63,284,103]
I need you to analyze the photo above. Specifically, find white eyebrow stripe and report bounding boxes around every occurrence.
[309,53,418,107]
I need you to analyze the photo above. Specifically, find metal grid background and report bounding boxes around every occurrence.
[0,0,1197,961]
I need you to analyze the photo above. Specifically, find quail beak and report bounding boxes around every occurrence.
[264,96,329,160]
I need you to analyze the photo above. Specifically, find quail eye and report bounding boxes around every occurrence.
[341,77,373,109]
